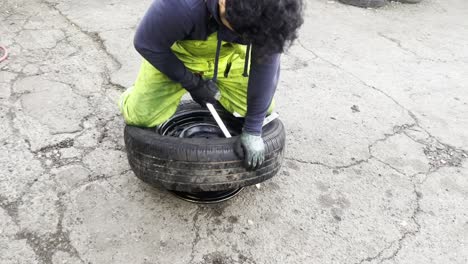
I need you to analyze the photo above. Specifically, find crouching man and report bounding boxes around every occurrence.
[119,0,304,170]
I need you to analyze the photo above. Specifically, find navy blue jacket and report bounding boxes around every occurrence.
[134,0,280,135]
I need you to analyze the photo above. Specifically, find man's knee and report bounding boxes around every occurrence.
[118,89,153,127]
[119,90,182,128]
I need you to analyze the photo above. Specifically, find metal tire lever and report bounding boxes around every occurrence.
[206,103,232,138]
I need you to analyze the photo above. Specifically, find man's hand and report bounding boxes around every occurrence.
[186,76,219,106]
[235,132,265,170]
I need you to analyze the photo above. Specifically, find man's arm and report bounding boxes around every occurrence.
[133,0,198,88]
[235,49,280,170]
[243,48,281,135]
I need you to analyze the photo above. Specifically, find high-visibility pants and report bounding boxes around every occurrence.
[119,32,274,127]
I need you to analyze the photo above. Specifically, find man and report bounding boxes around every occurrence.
[339,0,423,8]
[119,0,304,170]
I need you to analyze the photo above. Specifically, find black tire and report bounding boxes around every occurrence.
[338,0,387,8]
[124,101,286,192]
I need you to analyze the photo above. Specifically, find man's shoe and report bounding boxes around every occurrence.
[338,0,387,8]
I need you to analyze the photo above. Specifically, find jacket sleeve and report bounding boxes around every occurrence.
[243,48,281,136]
[133,0,198,89]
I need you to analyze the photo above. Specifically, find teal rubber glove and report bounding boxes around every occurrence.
[235,131,266,170]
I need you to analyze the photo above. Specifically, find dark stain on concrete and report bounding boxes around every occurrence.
[228,216,238,224]
[286,161,300,171]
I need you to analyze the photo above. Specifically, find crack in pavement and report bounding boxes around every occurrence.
[377,32,460,64]
[353,131,464,264]
[40,0,126,90]
[1,188,84,264]
[284,116,463,264]
[404,130,468,171]
[283,124,429,264]
[0,149,82,263]
[14,195,85,264]
[377,32,447,63]
[296,39,319,60]
[189,207,203,264]
[355,240,397,264]
[295,40,468,154]
[285,157,368,170]
[0,195,20,225]
[286,137,429,264]
[353,161,423,264]
[0,3,128,262]
[34,138,74,153]
[297,39,419,121]
[355,184,422,264]
[371,157,409,177]
[4,147,126,264]
[285,123,417,170]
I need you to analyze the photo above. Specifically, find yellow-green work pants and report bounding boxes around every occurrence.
[119,33,274,128]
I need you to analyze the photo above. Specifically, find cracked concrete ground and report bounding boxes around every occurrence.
[0,0,467,263]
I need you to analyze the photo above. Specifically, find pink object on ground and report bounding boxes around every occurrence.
[0,46,8,62]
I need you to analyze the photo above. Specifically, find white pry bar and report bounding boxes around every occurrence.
[206,103,232,138]
[263,112,279,127]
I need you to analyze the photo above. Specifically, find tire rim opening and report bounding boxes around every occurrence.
[158,109,242,138]
[168,188,244,204]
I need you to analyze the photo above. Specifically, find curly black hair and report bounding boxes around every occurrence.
[225,0,304,56]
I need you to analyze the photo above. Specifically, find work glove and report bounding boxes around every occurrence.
[184,74,219,106]
[235,131,266,171]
